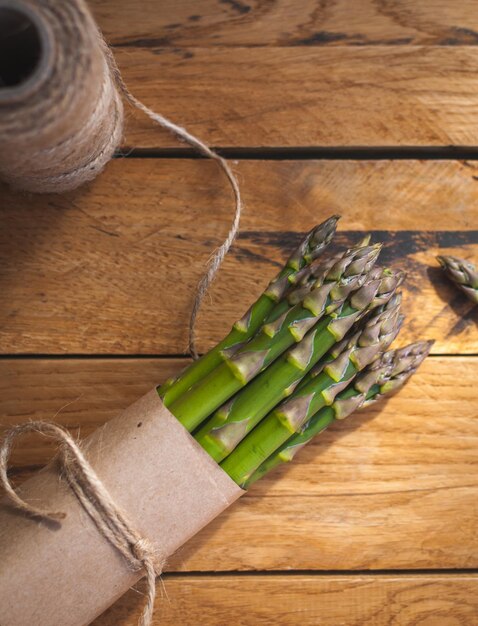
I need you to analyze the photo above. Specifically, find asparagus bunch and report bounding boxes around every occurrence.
[170,243,385,431]
[158,217,432,489]
[241,340,433,488]
[437,255,478,304]
[159,216,340,405]
[193,264,404,454]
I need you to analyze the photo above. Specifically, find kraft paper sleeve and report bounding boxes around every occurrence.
[0,389,244,626]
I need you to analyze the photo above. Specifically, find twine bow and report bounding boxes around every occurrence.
[0,421,164,626]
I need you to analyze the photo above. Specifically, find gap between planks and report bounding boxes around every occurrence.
[118,146,478,160]
[162,568,478,578]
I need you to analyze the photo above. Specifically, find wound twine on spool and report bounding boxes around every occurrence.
[0,0,242,358]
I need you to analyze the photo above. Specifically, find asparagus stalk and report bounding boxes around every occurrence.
[220,295,404,483]
[170,244,381,432]
[243,340,433,488]
[159,216,340,405]
[436,255,478,304]
[194,266,404,461]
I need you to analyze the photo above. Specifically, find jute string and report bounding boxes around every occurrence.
[0,421,164,626]
[100,42,243,359]
[0,0,243,358]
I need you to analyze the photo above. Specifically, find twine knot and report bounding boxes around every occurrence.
[0,421,164,626]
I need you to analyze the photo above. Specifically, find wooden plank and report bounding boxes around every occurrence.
[3,356,478,571]
[104,46,478,148]
[93,574,478,626]
[90,0,478,47]
[1,159,476,355]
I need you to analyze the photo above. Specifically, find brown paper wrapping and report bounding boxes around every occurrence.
[0,390,244,626]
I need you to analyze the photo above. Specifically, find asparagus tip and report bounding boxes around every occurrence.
[436,255,478,302]
[290,215,340,269]
[308,215,341,249]
[357,234,372,246]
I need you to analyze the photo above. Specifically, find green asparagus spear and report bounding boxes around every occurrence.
[195,266,404,461]
[170,244,381,432]
[243,340,433,488]
[158,216,339,405]
[221,295,404,483]
[436,255,478,304]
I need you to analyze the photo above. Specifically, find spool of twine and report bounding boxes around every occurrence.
[0,0,123,192]
[0,0,243,356]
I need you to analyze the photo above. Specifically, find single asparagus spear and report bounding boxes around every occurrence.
[170,243,381,431]
[243,339,433,488]
[195,266,404,461]
[159,216,340,404]
[220,295,404,483]
[436,255,478,304]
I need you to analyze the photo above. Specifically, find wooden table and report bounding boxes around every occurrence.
[2,1,478,624]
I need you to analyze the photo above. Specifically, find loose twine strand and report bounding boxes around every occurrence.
[101,42,243,359]
[0,421,164,626]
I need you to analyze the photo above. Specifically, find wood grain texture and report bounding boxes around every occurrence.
[102,46,478,148]
[3,3,477,623]
[90,0,478,47]
[1,159,476,355]
[93,574,478,626]
[3,356,478,571]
